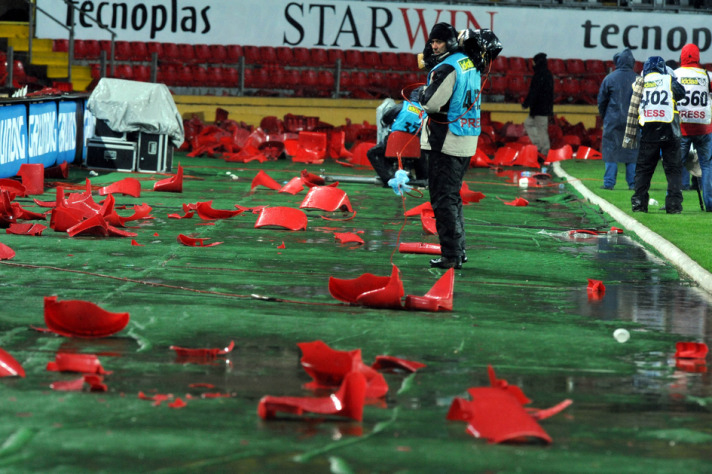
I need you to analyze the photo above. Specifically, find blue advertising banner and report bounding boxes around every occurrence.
[28,101,59,168]
[57,100,78,165]
[0,104,29,178]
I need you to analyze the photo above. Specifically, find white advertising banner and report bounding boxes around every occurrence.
[35,0,712,61]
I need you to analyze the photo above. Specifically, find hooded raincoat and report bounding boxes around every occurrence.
[598,48,639,164]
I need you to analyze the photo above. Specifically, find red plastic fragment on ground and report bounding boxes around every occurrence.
[154,164,184,192]
[587,279,605,295]
[503,197,529,207]
[300,186,353,212]
[169,397,187,409]
[405,267,455,312]
[51,374,107,392]
[130,239,144,246]
[421,212,437,235]
[43,296,130,338]
[250,170,281,192]
[98,178,142,197]
[176,233,223,247]
[300,169,326,187]
[334,232,364,245]
[10,202,47,221]
[195,201,244,220]
[189,383,215,388]
[329,265,404,309]
[279,177,305,195]
[277,241,286,249]
[138,391,173,406]
[0,242,16,260]
[460,182,486,204]
[258,371,367,421]
[6,223,48,236]
[170,340,235,358]
[609,226,624,234]
[404,202,433,217]
[487,365,532,405]
[254,207,308,231]
[674,342,708,359]
[528,399,574,421]
[0,347,25,377]
[372,355,426,373]
[0,178,27,197]
[46,352,110,374]
[45,161,69,179]
[398,242,441,255]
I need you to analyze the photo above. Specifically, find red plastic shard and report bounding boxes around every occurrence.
[610,226,624,234]
[470,148,493,168]
[177,233,223,247]
[300,186,353,212]
[0,347,25,377]
[49,206,85,232]
[404,202,433,217]
[17,163,45,195]
[138,391,173,406]
[334,232,364,245]
[528,399,574,421]
[46,352,110,374]
[298,340,361,387]
[487,365,532,405]
[279,177,305,195]
[98,177,141,197]
[546,145,574,163]
[130,239,144,246]
[300,169,332,187]
[587,278,605,295]
[460,182,486,204]
[52,375,109,391]
[0,178,27,197]
[153,164,184,193]
[67,214,110,237]
[421,212,437,235]
[169,397,187,409]
[6,223,47,236]
[0,242,16,260]
[372,355,426,373]
[329,272,391,304]
[257,371,367,421]
[674,342,708,359]
[675,359,707,373]
[575,146,602,160]
[195,201,244,220]
[9,201,46,221]
[398,242,441,255]
[405,267,455,311]
[250,169,281,192]
[45,161,69,179]
[170,340,235,358]
[118,203,153,225]
[277,242,286,249]
[43,295,130,338]
[293,131,327,164]
[504,197,529,207]
[33,198,58,208]
[355,265,404,309]
[254,207,308,231]
[457,388,553,444]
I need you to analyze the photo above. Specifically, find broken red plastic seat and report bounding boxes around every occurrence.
[298,340,361,387]
[98,177,141,197]
[405,267,455,311]
[195,201,244,220]
[279,177,305,195]
[371,355,426,373]
[0,178,27,197]
[334,232,364,244]
[293,131,327,164]
[674,342,708,359]
[17,163,44,195]
[404,201,433,217]
[470,148,493,168]
[153,164,183,192]
[492,146,518,166]
[258,371,367,421]
[170,340,235,358]
[398,242,441,255]
[250,169,281,192]
[587,278,605,295]
[329,265,404,309]
[45,161,69,179]
[355,265,404,309]
[511,144,540,168]
[460,182,485,204]
[421,212,437,234]
[546,145,574,163]
[0,347,25,377]
[176,233,223,247]
[575,146,602,160]
[43,296,130,338]
[254,207,308,231]
[300,186,353,212]
[46,353,110,374]
[385,131,421,159]
[504,197,529,207]
[348,141,375,167]
[328,130,353,160]
[6,223,47,236]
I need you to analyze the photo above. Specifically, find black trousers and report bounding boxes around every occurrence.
[631,139,683,213]
[425,149,470,259]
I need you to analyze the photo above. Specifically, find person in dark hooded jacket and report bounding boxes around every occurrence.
[522,53,554,155]
[598,48,639,190]
[674,43,712,210]
[629,56,686,214]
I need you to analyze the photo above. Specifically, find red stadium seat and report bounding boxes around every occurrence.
[559,78,580,103]
[276,46,293,65]
[328,49,345,67]
[343,49,363,69]
[489,55,508,75]
[380,52,399,71]
[206,66,224,87]
[291,47,310,66]
[114,41,132,60]
[192,66,209,86]
[225,45,243,64]
[548,58,566,76]
[283,69,301,89]
[508,56,531,75]
[209,44,227,63]
[53,39,68,52]
[74,39,100,60]
[129,41,149,61]
[177,43,195,63]
[506,75,529,102]
[579,79,600,104]
[300,69,319,90]
[157,64,177,85]
[222,66,239,86]
[146,42,163,60]
[586,59,607,76]
[397,52,417,71]
[133,64,151,82]
[485,74,508,96]
[194,44,211,63]
[176,65,193,86]
[338,71,351,91]
[259,46,278,64]
[362,51,381,69]
[161,43,181,62]
[243,45,260,64]
[90,63,102,79]
[565,58,585,76]
[317,70,335,91]
[98,40,111,58]
[310,48,330,67]
[268,66,286,88]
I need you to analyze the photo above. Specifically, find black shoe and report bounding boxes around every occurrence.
[632,207,647,213]
[666,209,682,214]
[462,254,468,264]
[430,256,462,269]
[600,185,614,190]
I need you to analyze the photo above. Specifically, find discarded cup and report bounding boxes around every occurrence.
[648,198,659,206]
[613,328,630,343]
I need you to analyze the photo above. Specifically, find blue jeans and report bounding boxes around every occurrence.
[603,162,636,189]
[680,133,712,210]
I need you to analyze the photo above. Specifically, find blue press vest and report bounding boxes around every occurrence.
[391,102,425,135]
[429,52,481,136]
